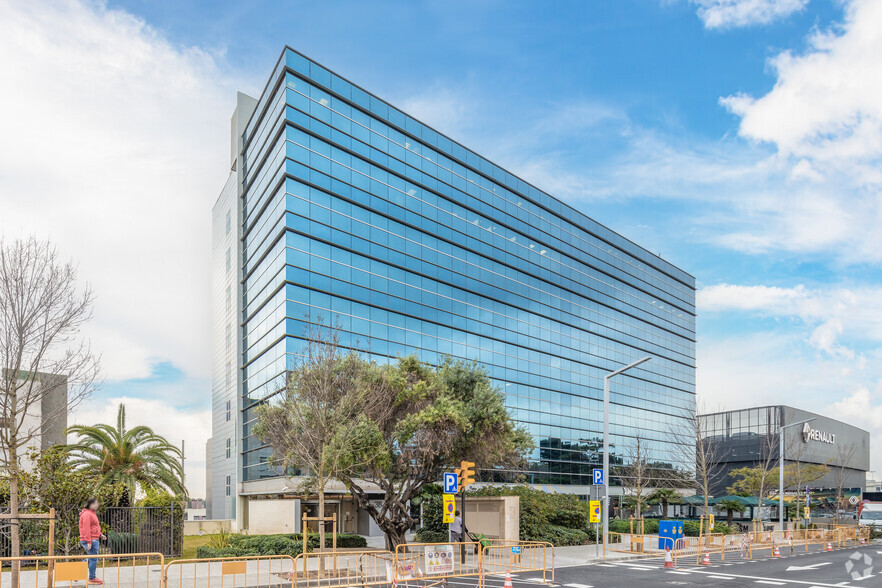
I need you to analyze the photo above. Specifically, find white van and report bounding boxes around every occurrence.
[858,503,882,528]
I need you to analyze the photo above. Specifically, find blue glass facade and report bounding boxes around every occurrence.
[229,47,696,490]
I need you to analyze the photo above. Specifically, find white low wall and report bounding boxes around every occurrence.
[183,519,232,536]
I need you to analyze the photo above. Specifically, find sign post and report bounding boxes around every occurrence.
[590,499,601,556]
[443,494,456,524]
[456,461,475,564]
[592,468,603,557]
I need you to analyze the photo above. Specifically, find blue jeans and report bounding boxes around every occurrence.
[80,540,99,579]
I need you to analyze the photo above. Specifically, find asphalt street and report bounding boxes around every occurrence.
[440,544,882,588]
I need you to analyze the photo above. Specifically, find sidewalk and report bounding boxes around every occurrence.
[553,543,654,567]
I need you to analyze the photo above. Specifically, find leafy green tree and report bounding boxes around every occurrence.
[19,447,122,554]
[716,498,747,526]
[63,404,185,504]
[338,356,533,549]
[254,321,377,568]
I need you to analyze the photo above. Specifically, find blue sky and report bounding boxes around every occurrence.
[2,0,882,494]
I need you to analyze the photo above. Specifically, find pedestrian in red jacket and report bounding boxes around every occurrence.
[79,498,106,584]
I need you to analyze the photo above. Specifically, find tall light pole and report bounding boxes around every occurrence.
[603,356,651,557]
[778,417,815,531]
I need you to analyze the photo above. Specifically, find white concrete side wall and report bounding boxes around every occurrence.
[247,499,299,535]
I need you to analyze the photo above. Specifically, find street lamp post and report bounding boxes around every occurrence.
[778,417,815,531]
[603,356,651,558]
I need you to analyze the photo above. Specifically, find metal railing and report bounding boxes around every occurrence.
[482,542,554,584]
[290,550,394,588]
[0,552,165,588]
[163,555,295,588]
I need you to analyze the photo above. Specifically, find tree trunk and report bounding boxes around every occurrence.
[383,524,408,551]
[727,509,733,525]
[9,443,20,588]
[318,489,326,576]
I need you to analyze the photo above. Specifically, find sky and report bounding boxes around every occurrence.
[1,0,882,496]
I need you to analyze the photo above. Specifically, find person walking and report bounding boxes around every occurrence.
[450,510,463,542]
[79,498,106,585]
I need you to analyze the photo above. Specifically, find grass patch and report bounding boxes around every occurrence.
[181,534,218,560]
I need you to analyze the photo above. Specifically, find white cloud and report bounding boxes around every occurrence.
[697,332,882,472]
[691,0,809,29]
[699,283,882,358]
[70,396,211,498]
[720,0,882,176]
[0,0,246,381]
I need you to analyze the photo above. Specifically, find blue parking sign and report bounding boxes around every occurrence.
[511,546,522,554]
[593,469,604,485]
[444,472,458,493]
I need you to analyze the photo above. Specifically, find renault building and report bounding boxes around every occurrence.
[700,406,870,510]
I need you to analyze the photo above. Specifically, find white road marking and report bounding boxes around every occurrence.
[755,582,785,586]
[853,574,876,581]
[667,571,690,575]
[786,562,833,571]
[564,584,592,588]
[708,575,735,580]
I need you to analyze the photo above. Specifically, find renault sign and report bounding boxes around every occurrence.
[802,422,835,444]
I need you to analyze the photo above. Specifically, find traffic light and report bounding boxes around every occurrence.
[458,461,475,492]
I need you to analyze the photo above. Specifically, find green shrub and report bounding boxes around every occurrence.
[414,529,448,543]
[548,508,588,529]
[107,531,138,554]
[196,545,262,558]
[208,533,366,557]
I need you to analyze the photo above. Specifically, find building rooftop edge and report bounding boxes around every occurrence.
[237,45,697,287]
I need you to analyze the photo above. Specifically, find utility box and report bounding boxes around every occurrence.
[658,520,684,551]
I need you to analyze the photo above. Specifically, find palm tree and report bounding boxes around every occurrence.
[64,404,185,505]
[648,488,682,519]
[717,498,747,526]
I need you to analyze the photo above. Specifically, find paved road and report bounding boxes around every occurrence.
[443,544,881,588]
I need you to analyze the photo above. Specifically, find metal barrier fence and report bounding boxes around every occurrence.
[483,542,554,584]
[394,542,483,585]
[606,524,874,568]
[290,550,394,588]
[163,555,295,588]
[0,552,165,588]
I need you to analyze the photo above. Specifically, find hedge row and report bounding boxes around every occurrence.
[196,533,367,559]
[608,518,733,536]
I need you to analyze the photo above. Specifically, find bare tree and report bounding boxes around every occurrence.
[253,320,376,569]
[0,238,99,582]
[618,436,653,529]
[783,442,826,519]
[669,406,721,521]
[831,442,858,524]
[727,432,778,528]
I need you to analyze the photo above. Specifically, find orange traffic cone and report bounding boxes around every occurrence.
[860,537,867,545]
[664,546,674,568]
[701,552,710,566]
[772,544,781,557]
[504,572,513,588]
[826,541,833,552]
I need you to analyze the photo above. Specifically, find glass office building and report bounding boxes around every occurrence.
[209,48,696,524]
